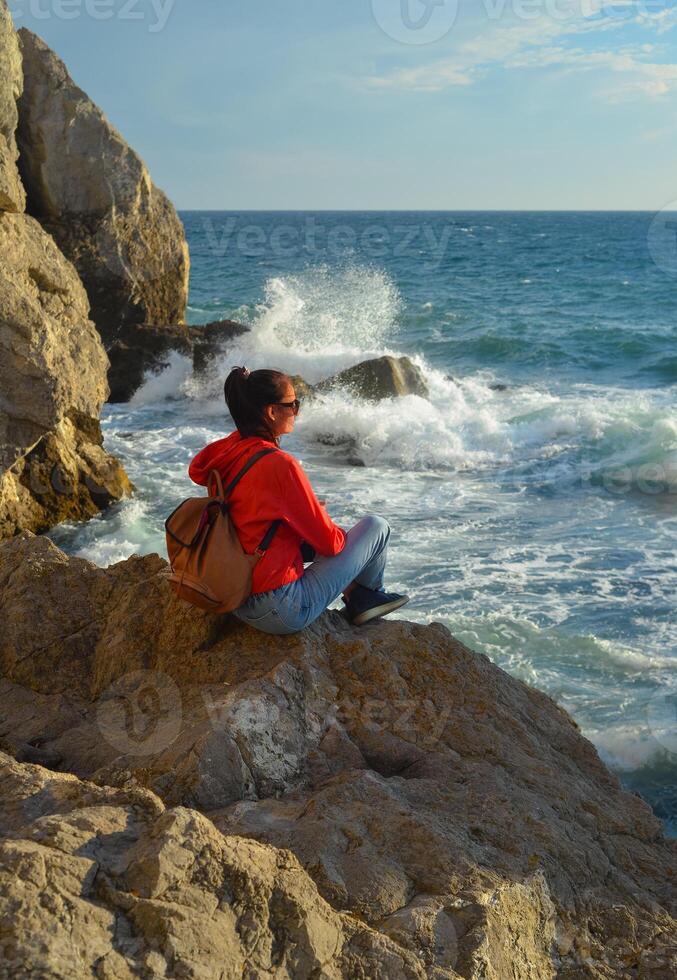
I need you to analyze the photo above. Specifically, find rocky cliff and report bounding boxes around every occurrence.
[0,0,24,212]
[0,1,132,539]
[17,28,190,347]
[0,531,674,978]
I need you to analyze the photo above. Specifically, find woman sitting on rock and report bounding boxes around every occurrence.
[188,366,408,635]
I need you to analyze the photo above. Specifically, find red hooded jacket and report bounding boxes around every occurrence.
[188,431,346,595]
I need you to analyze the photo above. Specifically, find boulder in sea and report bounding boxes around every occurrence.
[287,356,429,406]
[0,531,674,978]
[105,318,251,403]
[106,323,194,404]
[288,373,315,401]
[16,28,190,348]
[0,2,24,212]
[189,318,251,374]
[316,355,429,400]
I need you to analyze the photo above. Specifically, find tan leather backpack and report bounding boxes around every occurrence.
[164,448,280,613]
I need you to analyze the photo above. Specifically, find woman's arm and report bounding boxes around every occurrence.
[276,456,346,556]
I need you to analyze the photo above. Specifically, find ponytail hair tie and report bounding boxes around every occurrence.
[235,365,250,379]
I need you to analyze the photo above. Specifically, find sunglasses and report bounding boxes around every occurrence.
[275,399,301,415]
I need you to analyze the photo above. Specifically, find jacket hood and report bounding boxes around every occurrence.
[188,431,277,488]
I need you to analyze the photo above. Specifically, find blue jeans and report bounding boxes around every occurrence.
[233,515,390,635]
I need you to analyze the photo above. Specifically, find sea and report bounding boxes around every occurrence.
[48,211,677,835]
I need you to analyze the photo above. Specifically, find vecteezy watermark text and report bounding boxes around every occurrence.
[646,687,677,757]
[8,0,176,33]
[371,0,674,45]
[648,199,677,278]
[581,459,677,496]
[94,671,454,760]
[475,0,672,23]
[201,215,454,271]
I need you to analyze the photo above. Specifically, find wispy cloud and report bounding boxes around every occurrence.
[366,0,677,100]
[507,42,677,98]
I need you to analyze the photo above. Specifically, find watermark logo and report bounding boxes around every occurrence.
[371,0,459,45]
[21,457,115,501]
[646,687,677,757]
[94,217,186,285]
[96,669,182,756]
[8,0,176,33]
[580,456,677,496]
[648,199,677,278]
[369,1,677,43]
[200,215,454,271]
[334,696,452,749]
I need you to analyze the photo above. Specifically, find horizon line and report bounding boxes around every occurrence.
[176,207,665,214]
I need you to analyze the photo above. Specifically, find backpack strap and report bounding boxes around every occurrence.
[207,469,225,499]
[214,448,278,498]
[211,447,283,558]
[255,519,282,557]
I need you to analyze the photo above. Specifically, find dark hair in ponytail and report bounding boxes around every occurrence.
[224,366,290,442]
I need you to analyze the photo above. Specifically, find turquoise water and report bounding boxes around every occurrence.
[49,212,677,833]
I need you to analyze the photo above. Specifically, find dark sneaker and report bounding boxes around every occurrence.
[344,584,409,626]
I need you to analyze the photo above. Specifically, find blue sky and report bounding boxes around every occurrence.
[8,0,677,209]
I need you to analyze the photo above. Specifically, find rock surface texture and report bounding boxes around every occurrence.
[0,531,674,978]
[0,8,132,539]
[0,214,132,536]
[0,752,425,979]
[16,28,189,347]
[0,1,24,212]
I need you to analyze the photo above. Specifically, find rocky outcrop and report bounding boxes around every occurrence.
[0,2,24,212]
[316,355,429,400]
[106,336,429,406]
[0,532,674,978]
[0,214,132,536]
[289,357,430,405]
[288,373,316,401]
[107,318,251,403]
[0,752,426,979]
[189,318,251,374]
[107,322,194,403]
[0,8,132,539]
[16,28,189,347]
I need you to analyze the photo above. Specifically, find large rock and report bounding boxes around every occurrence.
[16,29,190,347]
[0,752,425,979]
[0,213,132,537]
[0,1,24,212]
[106,322,194,404]
[189,318,251,374]
[106,318,251,403]
[0,7,132,537]
[0,532,674,977]
[316,355,429,400]
[288,373,315,401]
